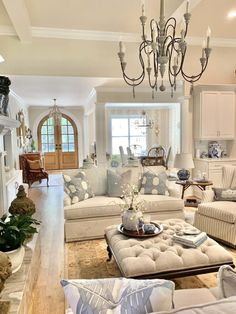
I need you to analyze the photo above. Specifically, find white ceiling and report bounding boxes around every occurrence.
[0,0,235,107]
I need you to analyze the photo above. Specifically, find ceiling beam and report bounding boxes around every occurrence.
[2,0,32,42]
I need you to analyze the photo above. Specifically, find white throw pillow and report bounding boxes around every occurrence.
[61,277,175,314]
[218,265,236,299]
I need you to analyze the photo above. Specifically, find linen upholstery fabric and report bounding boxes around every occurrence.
[218,265,236,298]
[61,277,175,314]
[140,171,168,195]
[107,169,131,197]
[63,174,93,204]
[156,296,236,314]
[27,159,42,170]
[201,189,214,203]
[105,219,233,278]
[197,202,236,223]
[213,187,236,201]
[222,165,236,189]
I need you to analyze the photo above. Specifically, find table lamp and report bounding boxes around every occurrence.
[174,153,194,181]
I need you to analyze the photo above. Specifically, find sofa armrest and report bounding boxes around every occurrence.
[64,192,71,207]
[201,189,215,203]
[168,188,181,198]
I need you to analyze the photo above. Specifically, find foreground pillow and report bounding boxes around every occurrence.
[213,187,236,201]
[107,169,131,197]
[63,174,94,204]
[140,171,168,195]
[218,265,236,298]
[61,277,174,314]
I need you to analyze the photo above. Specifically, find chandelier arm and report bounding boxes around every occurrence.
[180,56,209,82]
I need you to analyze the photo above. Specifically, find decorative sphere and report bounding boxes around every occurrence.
[159,84,166,92]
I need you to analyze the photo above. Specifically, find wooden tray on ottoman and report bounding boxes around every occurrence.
[117,222,163,238]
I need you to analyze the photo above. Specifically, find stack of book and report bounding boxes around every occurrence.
[173,231,208,248]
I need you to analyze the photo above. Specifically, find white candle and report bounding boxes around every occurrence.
[147,45,150,66]
[174,56,178,66]
[119,41,125,53]
[160,0,165,18]
[186,0,190,14]
[206,26,211,48]
[202,40,206,58]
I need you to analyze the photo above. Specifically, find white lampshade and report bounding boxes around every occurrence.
[174,153,194,169]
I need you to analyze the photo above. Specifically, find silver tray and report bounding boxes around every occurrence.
[117,222,163,238]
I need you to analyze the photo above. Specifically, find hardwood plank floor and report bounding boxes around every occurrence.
[28,182,65,314]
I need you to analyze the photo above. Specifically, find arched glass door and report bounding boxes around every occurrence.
[38,114,78,170]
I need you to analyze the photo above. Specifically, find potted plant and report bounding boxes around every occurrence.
[121,184,145,231]
[0,214,40,273]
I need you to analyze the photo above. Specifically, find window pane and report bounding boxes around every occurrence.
[68,125,73,134]
[41,126,47,134]
[61,117,67,125]
[48,135,54,144]
[69,144,75,152]
[48,144,55,152]
[41,134,48,143]
[62,143,69,152]
[112,137,129,155]
[62,134,68,143]
[42,143,48,152]
[48,126,54,134]
[61,126,68,134]
[68,134,74,143]
[112,119,128,136]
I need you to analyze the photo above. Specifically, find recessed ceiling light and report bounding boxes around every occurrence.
[0,55,4,63]
[227,10,236,18]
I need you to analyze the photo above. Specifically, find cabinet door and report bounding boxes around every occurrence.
[218,92,235,139]
[200,92,218,139]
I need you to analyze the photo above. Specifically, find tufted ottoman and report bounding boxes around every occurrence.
[104,219,234,279]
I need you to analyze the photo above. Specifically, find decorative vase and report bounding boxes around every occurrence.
[8,185,36,215]
[0,76,11,116]
[122,209,143,231]
[6,246,25,273]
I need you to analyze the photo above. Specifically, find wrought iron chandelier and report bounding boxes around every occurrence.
[135,110,154,129]
[118,0,212,98]
[49,98,62,126]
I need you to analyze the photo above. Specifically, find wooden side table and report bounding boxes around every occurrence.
[176,180,213,206]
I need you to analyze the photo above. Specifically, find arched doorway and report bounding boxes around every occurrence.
[37,114,78,170]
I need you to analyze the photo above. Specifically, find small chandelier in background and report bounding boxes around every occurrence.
[135,110,154,130]
[118,0,212,98]
[49,98,62,126]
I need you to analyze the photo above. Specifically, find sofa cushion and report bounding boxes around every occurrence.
[64,196,125,219]
[218,265,236,298]
[173,288,216,309]
[118,165,143,189]
[63,175,94,204]
[156,296,236,314]
[107,169,132,197]
[61,277,175,314]
[213,187,236,201]
[137,195,184,212]
[198,202,236,223]
[140,171,168,195]
[77,166,107,196]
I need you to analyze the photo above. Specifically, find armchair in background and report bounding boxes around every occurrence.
[23,157,49,187]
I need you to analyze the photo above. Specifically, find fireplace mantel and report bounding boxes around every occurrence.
[0,115,20,135]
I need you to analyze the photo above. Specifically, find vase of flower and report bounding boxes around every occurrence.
[120,184,145,231]
[122,208,143,231]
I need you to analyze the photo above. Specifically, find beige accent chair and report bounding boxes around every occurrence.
[194,165,236,247]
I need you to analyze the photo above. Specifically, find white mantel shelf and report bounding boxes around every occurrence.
[0,115,20,135]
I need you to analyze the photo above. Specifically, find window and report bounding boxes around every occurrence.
[41,117,55,153]
[61,117,75,152]
[111,116,147,155]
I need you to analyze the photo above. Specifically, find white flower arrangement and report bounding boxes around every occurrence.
[120,184,145,214]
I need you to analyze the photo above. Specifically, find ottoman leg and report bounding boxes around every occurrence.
[106,245,112,261]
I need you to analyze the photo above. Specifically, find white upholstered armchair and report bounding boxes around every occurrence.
[194,165,236,247]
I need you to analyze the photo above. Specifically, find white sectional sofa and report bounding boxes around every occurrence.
[63,165,184,242]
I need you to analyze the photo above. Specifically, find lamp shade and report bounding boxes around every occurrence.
[174,153,194,169]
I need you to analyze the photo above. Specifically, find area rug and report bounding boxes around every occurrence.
[65,238,236,289]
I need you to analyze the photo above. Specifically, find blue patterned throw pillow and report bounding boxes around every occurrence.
[140,171,168,195]
[61,277,174,314]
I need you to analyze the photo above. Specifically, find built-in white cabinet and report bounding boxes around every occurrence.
[193,90,235,140]
[193,158,236,198]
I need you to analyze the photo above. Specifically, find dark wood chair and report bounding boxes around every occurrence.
[140,156,166,167]
[23,157,49,188]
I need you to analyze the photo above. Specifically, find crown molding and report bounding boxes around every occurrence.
[1,25,236,48]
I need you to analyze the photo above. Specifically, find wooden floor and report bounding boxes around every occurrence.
[28,182,65,314]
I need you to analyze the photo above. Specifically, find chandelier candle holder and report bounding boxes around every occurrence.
[118,0,212,98]
[49,98,62,126]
